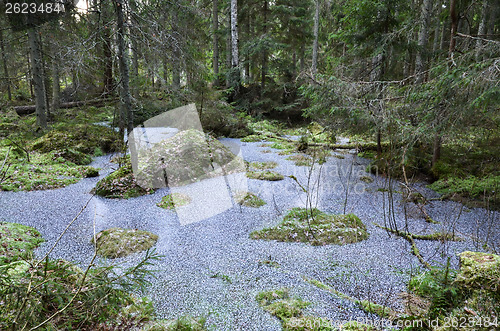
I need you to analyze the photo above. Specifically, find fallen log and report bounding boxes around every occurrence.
[14,98,117,116]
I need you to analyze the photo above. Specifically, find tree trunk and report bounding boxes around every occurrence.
[486,0,496,38]
[475,0,488,61]
[226,7,232,88]
[129,0,139,82]
[0,28,11,101]
[230,0,240,95]
[27,27,47,128]
[172,8,181,91]
[415,0,433,84]
[311,0,319,75]
[102,4,114,96]
[114,0,133,135]
[261,0,267,91]
[448,0,458,58]
[213,0,220,87]
[432,133,442,166]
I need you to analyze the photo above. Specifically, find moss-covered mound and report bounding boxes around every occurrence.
[234,191,266,207]
[92,228,158,258]
[0,222,44,265]
[135,129,244,188]
[0,147,99,191]
[92,157,153,199]
[157,193,192,209]
[286,154,313,167]
[31,124,120,156]
[404,252,500,329]
[249,161,278,170]
[455,251,500,294]
[246,170,284,181]
[251,208,369,246]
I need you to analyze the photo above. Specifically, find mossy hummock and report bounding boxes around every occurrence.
[234,191,266,207]
[157,193,192,209]
[92,228,159,258]
[250,207,369,246]
[0,222,44,265]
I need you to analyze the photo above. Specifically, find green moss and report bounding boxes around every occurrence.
[455,251,500,294]
[92,157,154,199]
[360,176,374,183]
[234,191,266,207]
[356,300,398,319]
[287,154,313,167]
[278,149,297,155]
[0,222,44,265]
[358,150,376,159]
[30,124,120,155]
[249,161,278,170]
[246,170,284,181]
[241,134,264,142]
[250,208,369,246]
[135,129,244,187]
[0,149,101,191]
[92,228,158,258]
[257,288,335,331]
[269,141,296,150]
[428,175,500,207]
[142,316,207,331]
[157,193,192,209]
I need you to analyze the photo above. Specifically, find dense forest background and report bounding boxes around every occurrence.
[0,0,499,205]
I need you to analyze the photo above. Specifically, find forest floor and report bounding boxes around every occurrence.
[1,130,498,330]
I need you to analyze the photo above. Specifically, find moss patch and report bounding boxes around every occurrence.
[287,154,313,167]
[30,124,120,155]
[0,148,100,191]
[257,288,334,331]
[92,157,154,199]
[157,193,192,209]
[246,170,284,181]
[135,129,244,187]
[0,222,44,265]
[241,134,264,142]
[92,228,158,258]
[360,176,374,183]
[455,251,500,294]
[249,161,278,170]
[250,208,369,246]
[234,191,266,207]
[142,316,207,331]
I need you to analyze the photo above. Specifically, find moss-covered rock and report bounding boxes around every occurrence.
[0,221,45,265]
[234,191,266,207]
[92,228,158,258]
[246,170,284,181]
[250,208,369,246]
[30,124,120,155]
[455,251,500,294]
[135,129,244,188]
[157,193,192,209]
[287,154,313,167]
[92,157,154,199]
[249,161,278,170]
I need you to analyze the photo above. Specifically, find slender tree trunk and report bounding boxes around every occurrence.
[486,0,496,38]
[299,45,305,72]
[114,0,133,135]
[245,14,250,83]
[52,57,61,110]
[102,4,114,96]
[432,133,442,167]
[448,0,458,58]
[28,27,47,128]
[129,0,139,82]
[415,0,433,84]
[261,0,267,91]
[213,0,220,86]
[172,8,181,90]
[476,0,488,61]
[230,0,240,95]
[311,0,319,75]
[0,28,11,101]
[292,49,297,79]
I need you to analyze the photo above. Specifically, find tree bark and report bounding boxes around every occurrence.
[230,0,240,95]
[475,0,488,61]
[311,0,319,75]
[102,2,114,96]
[27,27,47,128]
[213,0,220,87]
[432,133,442,167]
[114,0,133,135]
[448,0,458,58]
[415,0,433,84]
[14,98,116,115]
[261,0,267,91]
[0,28,11,101]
